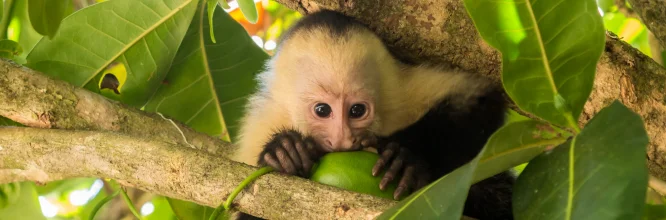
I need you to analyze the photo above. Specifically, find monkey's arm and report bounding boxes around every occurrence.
[235,95,324,177]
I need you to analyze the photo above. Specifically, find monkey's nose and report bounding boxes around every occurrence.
[325,138,356,151]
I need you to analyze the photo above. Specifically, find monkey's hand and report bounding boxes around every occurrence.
[372,142,431,200]
[258,129,324,178]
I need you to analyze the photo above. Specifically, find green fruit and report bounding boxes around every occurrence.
[309,151,400,200]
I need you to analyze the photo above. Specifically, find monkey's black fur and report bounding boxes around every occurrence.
[238,10,515,220]
[378,84,514,219]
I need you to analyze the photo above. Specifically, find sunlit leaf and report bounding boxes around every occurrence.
[377,150,483,219]
[514,101,649,220]
[473,120,567,183]
[597,0,616,12]
[26,0,199,107]
[463,0,605,129]
[27,0,71,38]
[144,197,177,220]
[237,0,257,24]
[0,182,45,220]
[143,3,268,140]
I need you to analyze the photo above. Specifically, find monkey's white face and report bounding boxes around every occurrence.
[304,93,375,152]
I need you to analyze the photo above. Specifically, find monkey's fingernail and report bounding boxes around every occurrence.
[394,187,404,200]
[380,178,390,190]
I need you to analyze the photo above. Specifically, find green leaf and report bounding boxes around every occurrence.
[0,39,22,59]
[27,0,71,38]
[463,0,605,129]
[0,182,45,220]
[473,120,567,183]
[207,0,217,43]
[514,101,649,220]
[237,0,257,24]
[143,3,268,140]
[26,0,199,107]
[6,0,44,64]
[144,197,177,220]
[377,150,484,219]
[167,197,223,220]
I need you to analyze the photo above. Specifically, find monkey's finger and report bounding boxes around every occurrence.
[394,166,416,200]
[281,134,303,172]
[275,147,297,175]
[294,138,314,176]
[373,143,397,176]
[380,150,405,190]
[304,137,323,159]
[262,153,284,173]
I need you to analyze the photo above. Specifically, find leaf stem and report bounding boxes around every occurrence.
[209,167,274,220]
[564,135,578,220]
[564,113,581,134]
[88,189,120,220]
[120,187,143,220]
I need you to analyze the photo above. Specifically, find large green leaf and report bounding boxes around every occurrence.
[473,119,568,183]
[143,3,268,140]
[463,0,605,129]
[25,0,199,107]
[27,0,71,38]
[513,101,649,220]
[377,149,483,219]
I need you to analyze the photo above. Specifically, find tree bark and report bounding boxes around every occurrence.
[628,0,666,49]
[0,60,232,156]
[0,127,395,219]
[274,0,666,181]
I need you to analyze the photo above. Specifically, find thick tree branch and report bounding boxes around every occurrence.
[0,60,232,155]
[628,0,666,48]
[0,127,395,219]
[275,0,666,181]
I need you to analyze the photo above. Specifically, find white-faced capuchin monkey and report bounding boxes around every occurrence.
[233,9,514,220]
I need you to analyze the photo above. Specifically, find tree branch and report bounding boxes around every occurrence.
[0,59,232,156]
[275,0,666,181]
[0,127,395,219]
[628,0,666,48]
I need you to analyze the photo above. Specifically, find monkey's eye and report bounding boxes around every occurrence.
[314,103,332,118]
[349,104,366,119]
